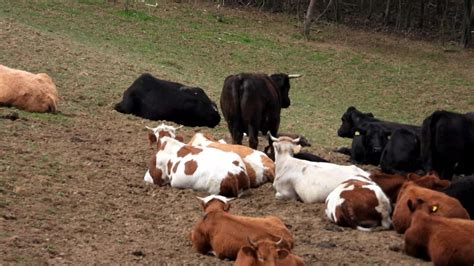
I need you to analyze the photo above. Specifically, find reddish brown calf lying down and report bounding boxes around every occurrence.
[392,180,469,233]
[190,195,294,260]
[0,65,58,112]
[235,238,305,266]
[405,210,474,265]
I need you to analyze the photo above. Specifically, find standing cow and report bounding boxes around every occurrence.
[115,73,220,127]
[220,73,301,149]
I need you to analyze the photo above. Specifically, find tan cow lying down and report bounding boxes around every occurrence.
[0,65,58,112]
[189,132,275,187]
[404,210,474,265]
[392,179,469,233]
[235,238,305,266]
[190,195,294,260]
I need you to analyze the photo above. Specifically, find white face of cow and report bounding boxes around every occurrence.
[146,123,182,139]
[271,136,301,156]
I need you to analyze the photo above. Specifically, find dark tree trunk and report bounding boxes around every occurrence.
[419,0,424,28]
[461,0,472,48]
[384,0,392,25]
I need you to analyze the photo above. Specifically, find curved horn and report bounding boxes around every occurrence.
[145,126,154,130]
[176,125,184,130]
[275,237,284,248]
[292,137,301,144]
[247,236,257,249]
[196,196,206,202]
[268,132,279,142]
[288,74,302,79]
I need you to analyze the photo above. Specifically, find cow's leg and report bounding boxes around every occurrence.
[248,124,259,150]
[228,120,243,145]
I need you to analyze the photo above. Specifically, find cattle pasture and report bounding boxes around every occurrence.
[0,0,473,264]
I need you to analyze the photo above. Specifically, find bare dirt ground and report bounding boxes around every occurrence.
[0,17,430,265]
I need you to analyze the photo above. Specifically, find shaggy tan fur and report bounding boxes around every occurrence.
[0,65,58,112]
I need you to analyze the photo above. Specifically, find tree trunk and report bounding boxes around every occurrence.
[461,0,472,48]
[303,0,318,39]
[419,0,424,28]
[384,0,391,25]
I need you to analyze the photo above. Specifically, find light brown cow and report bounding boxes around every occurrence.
[404,210,474,265]
[234,238,305,266]
[189,132,275,187]
[392,180,469,233]
[0,65,58,112]
[190,195,294,260]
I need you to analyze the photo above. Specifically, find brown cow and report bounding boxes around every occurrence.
[234,238,305,266]
[392,180,469,233]
[404,210,474,264]
[0,65,58,112]
[190,195,294,260]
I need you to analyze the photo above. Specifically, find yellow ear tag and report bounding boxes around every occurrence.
[354,131,360,136]
[431,205,438,213]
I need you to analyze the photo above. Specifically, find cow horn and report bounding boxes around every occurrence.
[288,74,302,79]
[196,196,206,202]
[268,133,279,142]
[247,237,257,249]
[145,126,154,131]
[275,237,284,248]
[292,137,301,144]
[176,125,184,130]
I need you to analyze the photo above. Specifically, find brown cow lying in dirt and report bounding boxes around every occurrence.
[234,238,305,266]
[0,65,58,112]
[404,210,474,265]
[190,195,294,260]
[392,179,469,233]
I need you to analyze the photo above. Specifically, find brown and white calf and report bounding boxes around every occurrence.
[146,123,183,148]
[271,136,369,203]
[235,238,305,266]
[189,132,275,187]
[392,180,469,233]
[144,136,250,197]
[325,174,392,231]
[0,65,58,112]
[404,210,474,265]
[190,195,294,260]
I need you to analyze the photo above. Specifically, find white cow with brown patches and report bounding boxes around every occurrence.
[271,135,369,203]
[0,65,58,112]
[325,175,392,231]
[144,136,250,197]
[146,123,184,149]
[188,132,275,188]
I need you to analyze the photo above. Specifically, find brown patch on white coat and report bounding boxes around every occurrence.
[190,195,294,260]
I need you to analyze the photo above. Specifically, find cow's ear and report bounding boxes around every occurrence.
[292,145,301,154]
[407,173,421,181]
[367,112,374,118]
[175,135,184,142]
[277,249,290,260]
[434,180,450,190]
[224,203,231,212]
[241,246,256,257]
[148,132,157,149]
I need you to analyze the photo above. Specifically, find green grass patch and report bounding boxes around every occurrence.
[116,9,153,21]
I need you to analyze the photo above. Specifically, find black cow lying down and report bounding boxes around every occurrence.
[421,110,474,180]
[115,73,221,128]
[336,106,421,172]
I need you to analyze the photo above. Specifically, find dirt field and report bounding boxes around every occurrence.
[0,4,450,264]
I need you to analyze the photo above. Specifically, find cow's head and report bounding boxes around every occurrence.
[146,123,183,148]
[238,238,290,265]
[337,106,375,138]
[269,73,301,109]
[356,123,391,154]
[180,86,221,128]
[196,195,234,213]
[270,135,301,157]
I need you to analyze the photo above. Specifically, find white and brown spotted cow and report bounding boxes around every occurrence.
[0,65,58,112]
[144,135,250,197]
[146,123,184,149]
[188,132,275,188]
[325,175,392,231]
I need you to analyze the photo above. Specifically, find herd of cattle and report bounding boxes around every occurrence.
[2,64,474,264]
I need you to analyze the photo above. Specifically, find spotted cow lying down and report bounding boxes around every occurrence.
[0,65,58,112]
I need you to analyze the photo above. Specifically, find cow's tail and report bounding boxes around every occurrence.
[421,111,440,172]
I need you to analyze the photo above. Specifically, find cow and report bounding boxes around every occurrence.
[380,128,422,174]
[404,210,474,265]
[0,65,58,113]
[325,174,392,231]
[337,106,420,167]
[270,135,369,203]
[442,175,474,218]
[115,73,220,127]
[264,133,327,163]
[235,238,305,266]
[188,132,275,187]
[146,123,184,149]
[220,73,301,149]
[392,180,469,233]
[421,110,474,179]
[144,136,250,197]
[190,195,294,260]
